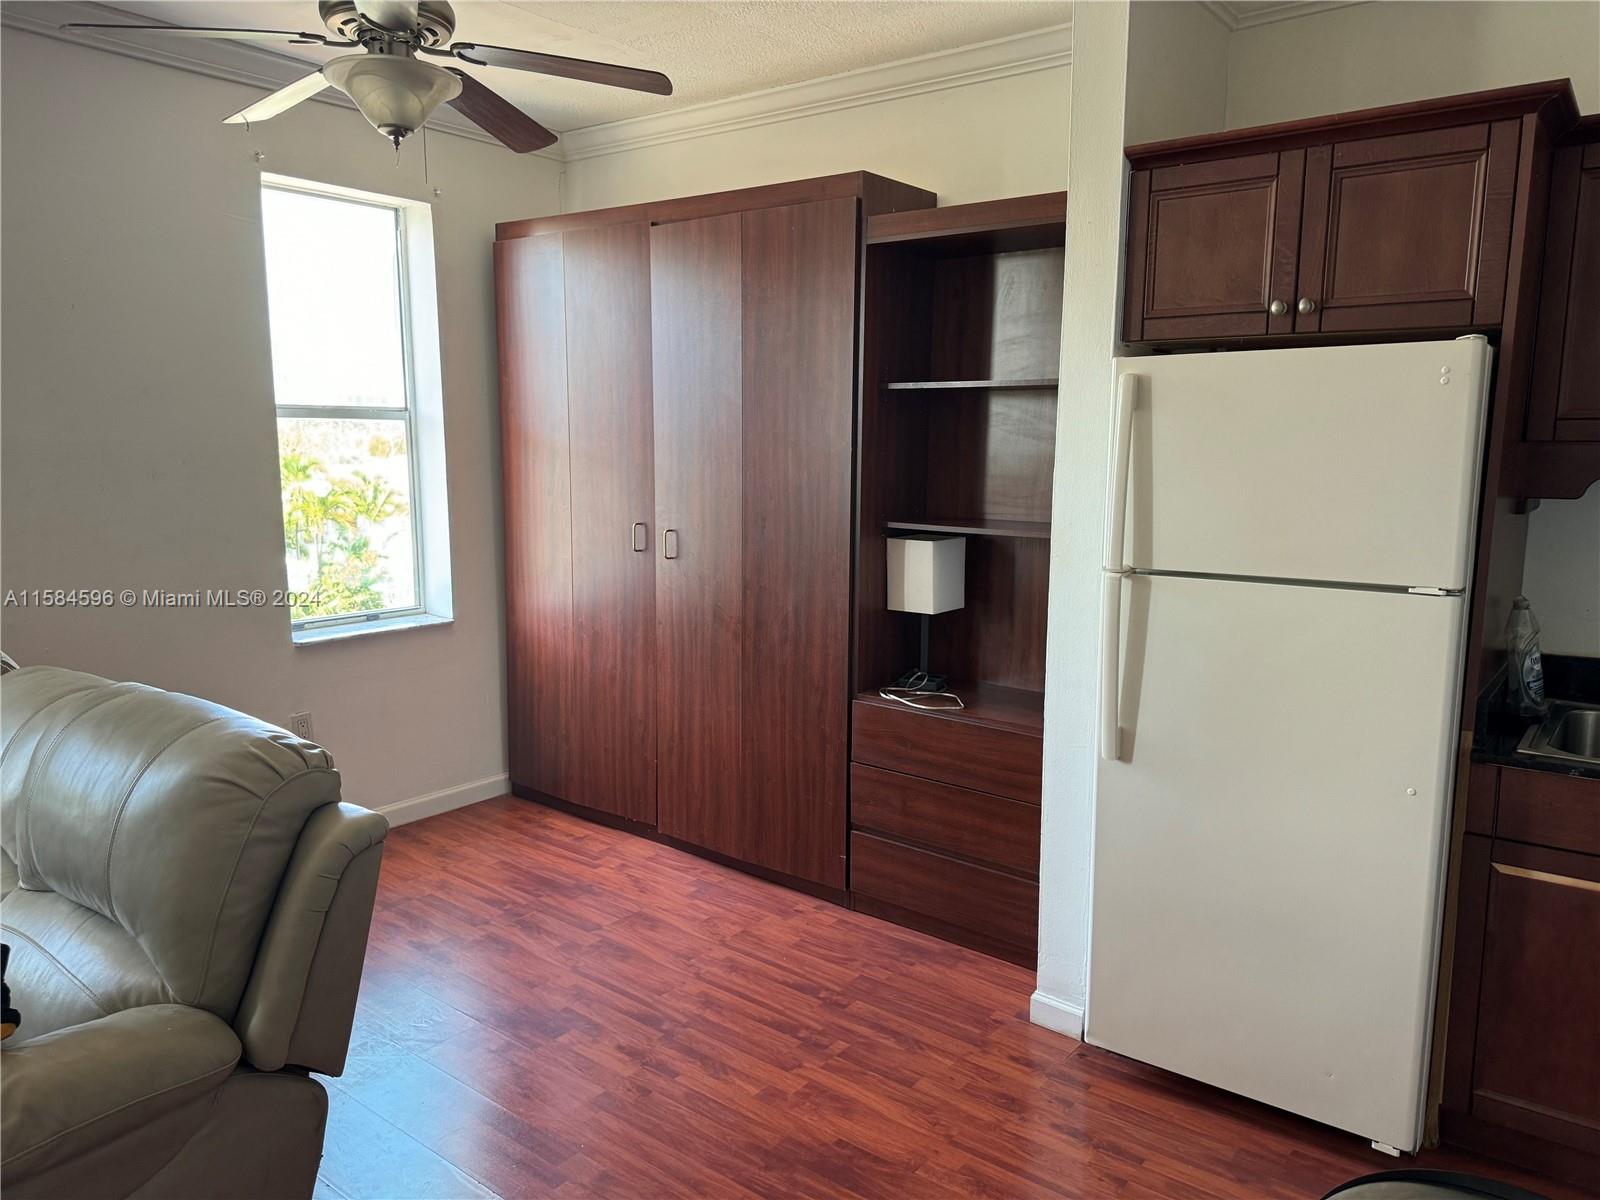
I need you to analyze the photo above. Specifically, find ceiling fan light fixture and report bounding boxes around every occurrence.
[323,54,461,146]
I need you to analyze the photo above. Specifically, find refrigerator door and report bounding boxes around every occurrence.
[1110,338,1490,589]
[1087,573,1465,1153]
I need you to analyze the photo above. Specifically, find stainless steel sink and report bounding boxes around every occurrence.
[1517,701,1600,765]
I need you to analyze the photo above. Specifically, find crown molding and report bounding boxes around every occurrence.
[1199,2,1369,32]
[0,0,521,153]
[558,23,1072,163]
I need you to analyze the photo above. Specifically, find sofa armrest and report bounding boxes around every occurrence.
[234,802,387,1074]
[1,1004,240,1188]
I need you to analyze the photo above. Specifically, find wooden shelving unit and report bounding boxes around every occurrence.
[849,191,1066,967]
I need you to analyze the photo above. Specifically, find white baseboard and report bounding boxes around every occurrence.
[1030,990,1085,1041]
[375,773,509,827]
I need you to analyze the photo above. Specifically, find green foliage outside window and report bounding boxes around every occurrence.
[279,438,408,622]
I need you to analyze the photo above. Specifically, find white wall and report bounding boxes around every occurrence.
[1225,1,1600,128]
[561,64,1070,212]
[1032,0,1232,1039]
[1523,486,1600,658]
[0,31,563,816]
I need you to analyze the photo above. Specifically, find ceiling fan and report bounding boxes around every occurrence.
[63,1,673,153]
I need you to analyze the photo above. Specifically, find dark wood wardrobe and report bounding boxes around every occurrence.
[496,174,934,892]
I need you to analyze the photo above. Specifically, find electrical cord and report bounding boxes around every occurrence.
[878,671,965,711]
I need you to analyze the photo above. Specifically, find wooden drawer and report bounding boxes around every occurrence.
[851,764,1038,875]
[1497,767,1600,856]
[851,700,1041,802]
[850,832,1037,952]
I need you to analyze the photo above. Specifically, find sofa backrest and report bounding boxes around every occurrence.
[0,667,339,1020]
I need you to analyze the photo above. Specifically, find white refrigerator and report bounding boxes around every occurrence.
[1086,337,1493,1155]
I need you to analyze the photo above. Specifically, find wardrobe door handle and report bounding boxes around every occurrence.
[631,521,647,552]
[662,528,679,560]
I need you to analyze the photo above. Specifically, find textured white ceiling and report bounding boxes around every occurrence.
[106,0,1071,132]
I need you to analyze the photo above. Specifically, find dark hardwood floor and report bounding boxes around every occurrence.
[315,797,1591,1200]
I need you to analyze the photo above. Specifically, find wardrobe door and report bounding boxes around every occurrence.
[562,223,658,824]
[497,234,574,800]
[740,197,858,889]
[650,214,745,854]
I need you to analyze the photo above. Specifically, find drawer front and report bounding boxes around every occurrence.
[851,701,1041,802]
[1497,767,1600,856]
[851,763,1039,875]
[850,832,1037,951]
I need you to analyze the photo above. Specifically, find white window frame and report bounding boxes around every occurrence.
[261,174,454,645]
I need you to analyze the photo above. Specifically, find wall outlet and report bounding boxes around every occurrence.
[288,711,315,741]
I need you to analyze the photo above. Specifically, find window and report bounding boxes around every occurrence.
[259,177,451,642]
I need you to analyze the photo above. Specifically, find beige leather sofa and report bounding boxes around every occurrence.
[0,667,388,1199]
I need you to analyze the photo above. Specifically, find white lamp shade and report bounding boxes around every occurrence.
[323,55,462,142]
[887,535,965,614]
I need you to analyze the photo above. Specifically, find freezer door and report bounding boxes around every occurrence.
[1087,574,1465,1153]
[1111,338,1490,589]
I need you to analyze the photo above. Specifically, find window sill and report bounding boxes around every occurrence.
[292,612,453,646]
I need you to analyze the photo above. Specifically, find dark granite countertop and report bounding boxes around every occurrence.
[1471,654,1600,782]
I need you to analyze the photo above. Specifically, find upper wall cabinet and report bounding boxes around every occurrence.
[1125,151,1304,340]
[1124,82,1579,345]
[1527,117,1600,444]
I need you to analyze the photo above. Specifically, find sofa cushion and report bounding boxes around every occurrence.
[0,1004,241,1192]
[0,668,339,1021]
[0,889,171,1044]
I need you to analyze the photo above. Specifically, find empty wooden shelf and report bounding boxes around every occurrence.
[885,517,1051,539]
[883,378,1059,392]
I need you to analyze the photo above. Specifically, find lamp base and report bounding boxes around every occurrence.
[889,669,948,693]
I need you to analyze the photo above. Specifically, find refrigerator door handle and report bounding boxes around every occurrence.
[1104,372,1139,572]
[1100,569,1125,762]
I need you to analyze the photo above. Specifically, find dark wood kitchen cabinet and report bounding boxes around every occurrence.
[1528,117,1600,443]
[1125,151,1304,340]
[497,173,935,893]
[1441,766,1600,1189]
[1294,122,1519,333]
[1124,82,1577,344]
[1471,842,1600,1155]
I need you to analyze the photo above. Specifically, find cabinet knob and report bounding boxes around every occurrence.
[1268,299,1288,316]
[1297,297,1317,315]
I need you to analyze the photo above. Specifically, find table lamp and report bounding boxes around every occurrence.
[887,534,965,689]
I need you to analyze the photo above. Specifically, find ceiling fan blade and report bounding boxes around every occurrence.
[61,23,349,47]
[445,70,557,153]
[223,70,330,126]
[354,0,419,34]
[441,42,673,96]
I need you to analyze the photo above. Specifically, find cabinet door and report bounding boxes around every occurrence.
[1124,150,1305,341]
[740,198,858,889]
[1528,139,1600,442]
[650,213,745,855]
[497,235,574,800]
[560,225,658,824]
[1472,842,1600,1155]
[1295,121,1520,334]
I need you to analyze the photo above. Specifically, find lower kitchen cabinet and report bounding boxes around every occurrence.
[1442,766,1600,1188]
[1471,841,1600,1151]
